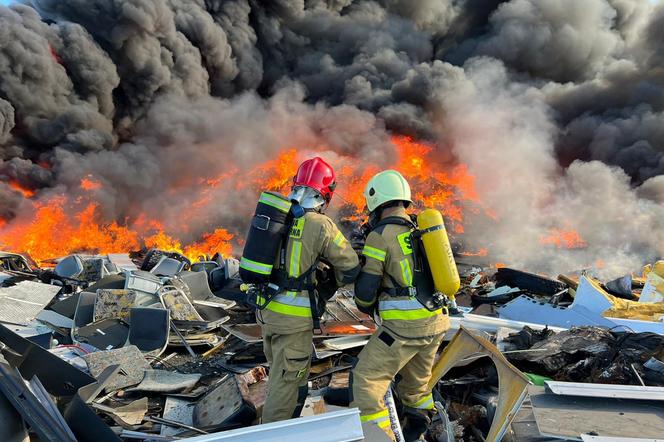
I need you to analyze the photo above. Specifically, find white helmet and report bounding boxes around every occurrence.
[364,170,412,212]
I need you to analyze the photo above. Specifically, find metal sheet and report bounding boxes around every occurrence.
[448,312,567,339]
[0,323,96,397]
[581,436,663,442]
[223,321,375,344]
[92,397,148,426]
[150,256,186,277]
[36,309,74,329]
[222,324,262,343]
[427,326,531,442]
[193,375,255,429]
[28,376,77,440]
[499,276,664,334]
[124,270,162,304]
[0,281,62,326]
[179,408,364,442]
[640,272,664,304]
[313,342,342,360]
[322,335,370,350]
[161,396,195,437]
[545,381,664,401]
[572,277,616,312]
[609,316,664,334]
[83,345,149,391]
[64,365,122,442]
[0,380,29,442]
[498,295,615,328]
[529,385,664,440]
[129,370,201,393]
[0,361,77,442]
[107,254,138,272]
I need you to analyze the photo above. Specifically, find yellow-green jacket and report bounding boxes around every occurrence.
[259,210,360,334]
[354,207,449,338]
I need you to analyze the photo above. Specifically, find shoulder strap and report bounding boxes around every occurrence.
[373,216,417,231]
[278,210,297,268]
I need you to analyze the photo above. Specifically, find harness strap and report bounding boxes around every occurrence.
[374,216,416,230]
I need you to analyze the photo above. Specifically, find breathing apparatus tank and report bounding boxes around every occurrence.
[416,208,460,304]
[239,191,292,284]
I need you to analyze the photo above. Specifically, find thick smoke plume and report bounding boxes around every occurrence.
[1,0,663,277]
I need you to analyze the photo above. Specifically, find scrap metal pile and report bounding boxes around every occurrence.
[0,249,663,441]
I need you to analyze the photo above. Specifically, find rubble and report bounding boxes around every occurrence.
[0,248,663,441]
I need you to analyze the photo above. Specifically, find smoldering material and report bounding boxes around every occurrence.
[0,0,663,277]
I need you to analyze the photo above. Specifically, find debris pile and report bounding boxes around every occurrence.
[0,249,663,441]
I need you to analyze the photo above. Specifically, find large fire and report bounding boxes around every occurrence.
[0,136,584,266]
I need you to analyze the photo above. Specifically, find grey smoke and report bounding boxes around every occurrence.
[0,0,662,277]
[0,99,14,145]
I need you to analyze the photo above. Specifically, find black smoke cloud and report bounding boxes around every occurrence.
[0,0,663,276]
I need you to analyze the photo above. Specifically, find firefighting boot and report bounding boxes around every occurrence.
[401,407,432,442]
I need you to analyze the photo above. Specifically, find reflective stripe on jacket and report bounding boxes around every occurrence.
[260,210,360,333]
[354,207,448,338]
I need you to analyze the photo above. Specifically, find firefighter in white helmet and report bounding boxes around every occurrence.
[350,170,450,441]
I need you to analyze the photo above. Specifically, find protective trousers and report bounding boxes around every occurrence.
[261,327,313,423]
[351,327,444,441]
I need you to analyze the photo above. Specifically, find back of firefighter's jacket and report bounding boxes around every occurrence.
[259,211,359,334]
[356,207,449,338]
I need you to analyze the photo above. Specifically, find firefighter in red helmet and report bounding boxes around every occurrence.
[258,157,360,423]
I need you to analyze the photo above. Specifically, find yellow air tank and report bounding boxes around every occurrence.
[417,208,460,300]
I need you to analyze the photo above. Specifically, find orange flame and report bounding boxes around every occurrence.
[459,248,488,257]
[0,136,483,265]
[539,228,587,249]
[250,148,299,191]
[0,198,139,265]
[8,180,35,198]
[80,176,102,191]
[0,197,233,265]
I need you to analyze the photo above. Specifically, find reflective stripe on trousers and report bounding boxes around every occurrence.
[360,409,391,429]
[404,393,434,410]
[378,298,442,320]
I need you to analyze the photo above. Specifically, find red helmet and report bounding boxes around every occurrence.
[293,157,337,203]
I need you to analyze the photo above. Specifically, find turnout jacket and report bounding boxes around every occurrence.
[354,206,449,338]
[259,210,360,334]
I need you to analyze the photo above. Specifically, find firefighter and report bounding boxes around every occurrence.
[350,170,450,441]
[259,157,360,423]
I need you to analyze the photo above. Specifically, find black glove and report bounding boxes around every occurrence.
[316,266,338,300]
[315,261,339,316]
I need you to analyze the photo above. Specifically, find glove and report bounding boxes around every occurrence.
[316,262,339,302]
